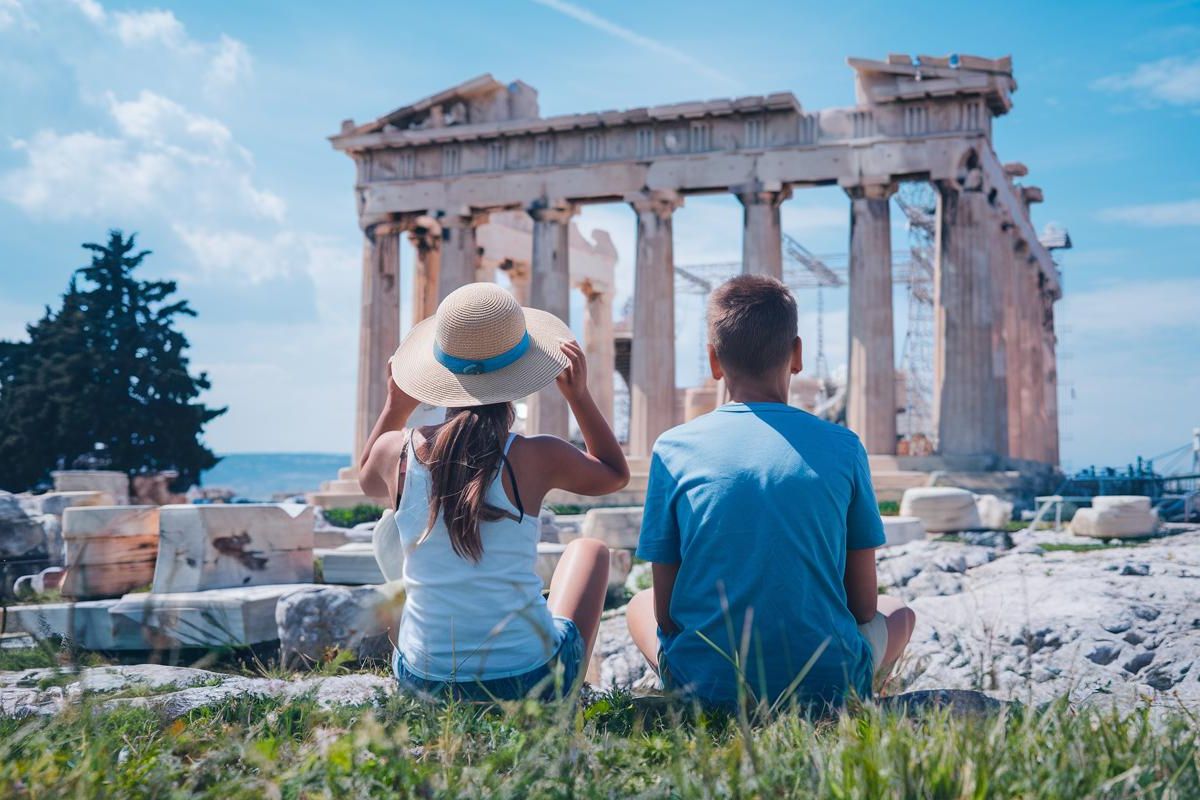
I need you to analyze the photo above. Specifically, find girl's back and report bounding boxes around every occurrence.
[394,432,555,681]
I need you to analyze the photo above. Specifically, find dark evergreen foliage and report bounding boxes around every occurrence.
[0,231,225,491]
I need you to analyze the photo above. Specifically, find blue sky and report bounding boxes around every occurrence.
[1,0,1197,471]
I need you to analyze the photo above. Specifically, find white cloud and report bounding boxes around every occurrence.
[1097,199,1200,227]
[1092,54,1200,107]
[1,90,284,223]
[0,0,35,31]
[207,35,252,92]
[530,0,738,89]
[66,0,105,24]
[112,8,185,47]
[1058,278,1200,337]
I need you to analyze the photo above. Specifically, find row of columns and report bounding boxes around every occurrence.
[354,172,1059,467]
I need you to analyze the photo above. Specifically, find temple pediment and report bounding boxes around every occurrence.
[341,75,539,137]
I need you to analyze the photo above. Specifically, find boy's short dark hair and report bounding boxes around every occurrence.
[707,274,798,377]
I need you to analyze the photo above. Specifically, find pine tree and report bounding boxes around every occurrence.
[0,231,225,491]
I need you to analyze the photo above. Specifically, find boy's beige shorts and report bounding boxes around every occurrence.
[858,613,889,675]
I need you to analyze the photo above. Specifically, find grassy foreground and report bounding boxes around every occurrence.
[1,688,1197,799]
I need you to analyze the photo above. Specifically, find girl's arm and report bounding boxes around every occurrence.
[534,340,629,496]
[357,359,420,506]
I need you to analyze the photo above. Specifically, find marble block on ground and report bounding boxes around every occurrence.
[974,494,1014,530]
[900,487,983,533]
[881,516,926,547]
[153,504,314,593]
[535,542,632,590]
[51,470,129,504]
[1071,505,1159,539]
[31,491,115,518]
[62,505,159,599]
[580,507,642,549]
[110,584,322,648]
[5,598,137,650]
[317,543,385,585]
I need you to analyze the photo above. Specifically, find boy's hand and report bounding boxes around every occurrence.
[555,340,590,403]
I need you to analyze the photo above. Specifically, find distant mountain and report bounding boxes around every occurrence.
[201,453,349,501]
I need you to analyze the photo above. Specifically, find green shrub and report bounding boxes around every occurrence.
[322,504,384,528]
[877,500,900,516]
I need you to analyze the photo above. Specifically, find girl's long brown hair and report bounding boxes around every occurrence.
[421,402,516,562]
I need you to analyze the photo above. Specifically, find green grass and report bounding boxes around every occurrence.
[0,690,1196,798]
[322,504,385,528]
[877,501,900,516]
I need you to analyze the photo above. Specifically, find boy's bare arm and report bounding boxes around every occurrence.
[843,548,879,625]
[652,562,681,635]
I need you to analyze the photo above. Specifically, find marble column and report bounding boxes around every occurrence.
[354,223,401,462]
[627,190,683,457]
[581,280,615,425]
[845,182,897,455]
[1002,236,1024,461]
[933,170,1000,459]
[1014,252,1044,462]
[407,217,441,323]
[735,182,790,279]
[988,221,1013,461]
[525,198,575,438]
[1041,285,1060,466]
[508,263,532,305]
[437,211,486,301]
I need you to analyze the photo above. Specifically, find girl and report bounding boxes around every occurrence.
[358,283,629,700]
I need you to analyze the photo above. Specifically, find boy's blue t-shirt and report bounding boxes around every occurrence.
[636,402,885,707]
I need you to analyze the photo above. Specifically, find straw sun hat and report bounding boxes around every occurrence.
[391,282,572,407]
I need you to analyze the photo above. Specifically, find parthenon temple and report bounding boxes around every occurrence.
[330,52,1065,484]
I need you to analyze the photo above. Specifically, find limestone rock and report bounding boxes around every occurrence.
[900,487,983,532]
[51,470,130,504]
[974,494,1014,530]
[879,688,1009,718]
[276,583,404,667]
[1071,499,1159,539]
[0,492,48,560]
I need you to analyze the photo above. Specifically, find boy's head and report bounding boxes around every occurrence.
[707,275,801,383]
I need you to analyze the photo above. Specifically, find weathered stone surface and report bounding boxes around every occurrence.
[895,529,1200,712]
[52,470,130,504]
[5,598,134,650]
[0,665,396,720]
[276,583,403,667]
[110,584,325,648]
[974,493,1014,529]
[534,542,633,590]
[900,487,983,532]
[1071,500,1159,539]
[26,491,115,518]
[154,504,314,593]
[881,516,925,547]
[580,507,642,549]
[62,506,159,599]
[878,688,1010,718]
[317,543,385,585]
[1,491,48,560]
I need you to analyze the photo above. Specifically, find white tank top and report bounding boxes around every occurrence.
[392,432,556,681]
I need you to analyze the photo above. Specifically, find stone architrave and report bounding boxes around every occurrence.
[735,182,791,279]
[354,224,401,463]
[581,279,615,425]
[933,168,1000,459]
[845,181,897,455]
[437,210,487,301]
[407,216,441,323]
[525,198,575,439]
[153,504,315,594]
[627,190,682,458]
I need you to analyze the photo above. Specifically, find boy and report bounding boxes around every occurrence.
[627,274,915,708]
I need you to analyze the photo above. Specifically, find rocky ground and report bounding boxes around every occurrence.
[3,525,1198,720]
[594,525,1200,714]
